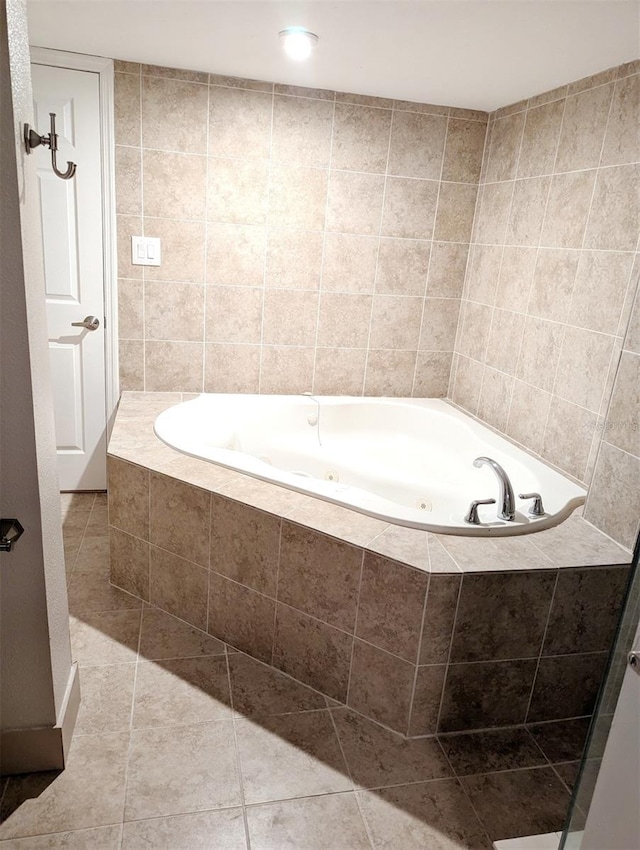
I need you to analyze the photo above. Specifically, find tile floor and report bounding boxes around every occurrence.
[0,494,583,849]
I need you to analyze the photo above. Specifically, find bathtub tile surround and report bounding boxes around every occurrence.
[108,393,631,738]
[113,59,640,552]
[452,62,640,499]
[114,62,486,398]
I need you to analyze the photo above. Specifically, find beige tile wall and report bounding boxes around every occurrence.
[451,61,640,487]
[585,276,640,549]
[114,62,486,397]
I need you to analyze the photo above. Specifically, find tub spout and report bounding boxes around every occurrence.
[473,457,516,521]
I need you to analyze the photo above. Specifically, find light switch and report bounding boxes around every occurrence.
[131,236,161,266]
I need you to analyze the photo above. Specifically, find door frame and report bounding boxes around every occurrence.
[30,46,119,435]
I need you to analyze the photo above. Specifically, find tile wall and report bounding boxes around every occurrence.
[108,449,630,738]
[451,61,640,491]
[113,58,640,550]
[114,61,486,397]
[585,284,640,549]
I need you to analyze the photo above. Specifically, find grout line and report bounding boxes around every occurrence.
[360,101,395,395]
[118,605,144,846]
[137,71,147,393]
[476,108,528,425]
[549,761,578,796]
[326,708,375,850]
[411,114,450,397]
[523,570,560,723]
[269,519,283,666]
[257,89,276,394]
[310,97,337,393]
[345,550,366,706]
[436,742,496,848]
[405,573,431,736]
[433,574,464,733]
[225,652,253,850]
[200,80,211,392]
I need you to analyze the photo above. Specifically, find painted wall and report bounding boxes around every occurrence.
[451,61,640,493]
[113,61,486,396]
[0,0,73,741]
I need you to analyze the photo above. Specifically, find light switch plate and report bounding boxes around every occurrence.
[131,236,161,266]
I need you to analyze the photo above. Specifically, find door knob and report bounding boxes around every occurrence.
[71,315,100,331]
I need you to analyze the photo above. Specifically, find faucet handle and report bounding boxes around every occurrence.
[518,492,545,517]
[464,498,496,525]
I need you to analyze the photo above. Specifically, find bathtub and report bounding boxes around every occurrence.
[154,394,586,537]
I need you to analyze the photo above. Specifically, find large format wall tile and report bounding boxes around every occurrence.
[115,64,484,397]
[356,553,428,660]
[439,659,538,732]
[452,64,640,534]
[273,603,353,702]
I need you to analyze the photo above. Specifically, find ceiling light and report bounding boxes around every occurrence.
[279,27,319,61]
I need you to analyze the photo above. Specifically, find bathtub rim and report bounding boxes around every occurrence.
[152,393,587,538]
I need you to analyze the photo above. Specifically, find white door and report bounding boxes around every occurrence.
[582,621,640,850]
[31,63,107,490]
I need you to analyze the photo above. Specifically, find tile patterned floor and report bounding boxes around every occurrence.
[0,494,582,849]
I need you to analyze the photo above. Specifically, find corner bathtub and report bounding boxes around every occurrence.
[154,395,586,537]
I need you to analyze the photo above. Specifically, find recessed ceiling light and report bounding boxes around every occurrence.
[279,27,319,62]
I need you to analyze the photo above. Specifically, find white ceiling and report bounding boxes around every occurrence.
[26,1,640,111]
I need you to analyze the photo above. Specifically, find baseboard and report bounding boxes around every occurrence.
[0,662,81,775]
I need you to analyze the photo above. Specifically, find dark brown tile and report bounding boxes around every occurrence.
[210,496,281,596]
[139,605,226,660]
[419,574,461,664]
[332,708,452,790]
[528,717,590,763]
[553,760,580,792]
[408,665,446,736]
[347,639,415,733]
[273,604,353,702]
[527,653,608,723]
[450,571,556,663]
[235,711,351,804]
[108,457,149,539]
[543,567,629,655]
[460,767,571,840]
[149,473,210,567]
[110,527,149,602]
[439,728,546,776]
[439,660,537,732]
[149,545,208,631]
[278,521,362,632]
[228,652,326,718]
[356,553,428,661]
[358,779,493,850]
[208,572,275,663]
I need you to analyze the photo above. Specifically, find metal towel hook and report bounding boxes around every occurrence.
[23,112,77,180]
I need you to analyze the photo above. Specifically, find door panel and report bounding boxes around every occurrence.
[31,63,107,490]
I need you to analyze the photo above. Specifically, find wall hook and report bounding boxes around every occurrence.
[23,112,77,180]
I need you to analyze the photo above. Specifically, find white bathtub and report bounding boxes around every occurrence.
[154,395,586,537]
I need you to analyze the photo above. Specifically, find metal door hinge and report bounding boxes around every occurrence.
[0,518,24,552]
[628,651,640,676]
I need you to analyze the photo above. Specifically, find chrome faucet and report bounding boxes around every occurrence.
[473,457,516,521]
